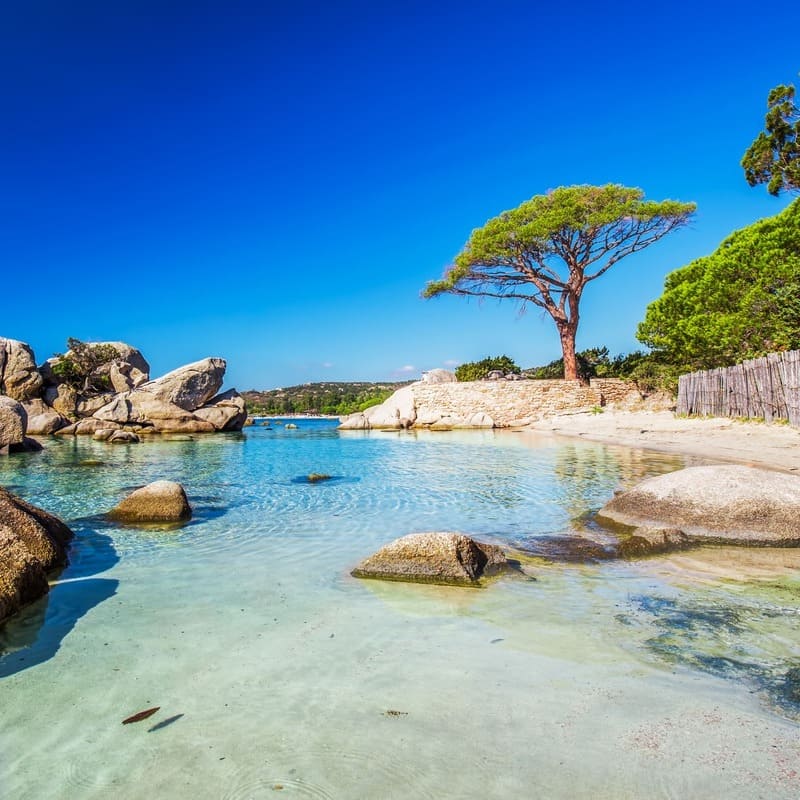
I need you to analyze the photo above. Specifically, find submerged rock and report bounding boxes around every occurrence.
[615,527,692,558]
[598,465,800,545]
[352,532,511,586]
[108,430,140,444]
[108,480,192,524]
[0,487,74,625]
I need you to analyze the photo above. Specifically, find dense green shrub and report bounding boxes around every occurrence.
[523,346,678,392]
[454,355,520,382]
[638,199,800,371]
[525,347,611,380]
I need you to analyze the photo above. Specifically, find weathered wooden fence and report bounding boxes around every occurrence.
[677,351,800,426]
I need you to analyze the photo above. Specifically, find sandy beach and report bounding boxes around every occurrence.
[531,410,800,473]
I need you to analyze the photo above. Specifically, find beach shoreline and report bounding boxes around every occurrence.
[529,409,800,473]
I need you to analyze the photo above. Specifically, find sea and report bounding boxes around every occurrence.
[1,418,799,799]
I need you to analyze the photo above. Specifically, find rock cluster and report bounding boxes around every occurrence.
[598,464,800,545]
[0,337,247,445]
[352,532,512,586]
[0,487,73,625]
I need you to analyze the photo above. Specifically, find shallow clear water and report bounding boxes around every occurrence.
[1,421,799,799]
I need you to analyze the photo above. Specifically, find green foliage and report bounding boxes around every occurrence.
[424,185,695,380]
[51,338,120,393]
[637,200,800,371]
[524,347,678,392]
[242,382,410,416]
[525,346,611,380]
[454,355,520,382]
[742,82,800,196]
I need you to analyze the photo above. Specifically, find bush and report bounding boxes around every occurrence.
[455,355,520,382]
[524,346,678,393]
[51,338,120,393]
[525,346,610,381]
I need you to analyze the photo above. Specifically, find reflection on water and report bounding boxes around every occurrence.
[0,421,798,799]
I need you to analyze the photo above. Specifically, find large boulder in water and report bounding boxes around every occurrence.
[0,338,43,401]
[91,358,229,433]
[0,487,74,625]
[129,357,226,412]
[92,395,215,432]
[598,464,800,545]
[108,480,192,524]
[352,532,511,586]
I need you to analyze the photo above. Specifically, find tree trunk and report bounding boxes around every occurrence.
[558,322,581,383]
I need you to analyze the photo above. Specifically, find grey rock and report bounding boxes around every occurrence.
[21,398,69,435]
[108,430,140,444]
[598,464,800,545]
[340,385,417,430]
[0,338,43,401]
[55,418,121,436]
[76,392,116,417]
[108,480,192,524]
[0,395,27,448]
[0,486,74,626]
[352,532,511,586]
[615,527,692,558]
[421,369,457,384]
[0,530,49,626]
[193,389,248,431]
[129,357,226,412]
[44,384,78,418]
[39,341,150,387]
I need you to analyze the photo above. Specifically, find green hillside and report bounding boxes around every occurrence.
[242,381,412,416]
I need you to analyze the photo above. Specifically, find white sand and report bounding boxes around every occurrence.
[531,410,800,473]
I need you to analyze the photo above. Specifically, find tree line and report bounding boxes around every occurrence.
[242,382,410,416]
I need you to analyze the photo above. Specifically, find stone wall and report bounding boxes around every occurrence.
[412,380,603,427]
[589,378,642,406]
[339,378,642,430]
[420,378,643,428]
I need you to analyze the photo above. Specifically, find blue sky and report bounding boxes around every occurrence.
[2,1,798,390]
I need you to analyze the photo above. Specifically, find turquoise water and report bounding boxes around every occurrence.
[1,421,799,799]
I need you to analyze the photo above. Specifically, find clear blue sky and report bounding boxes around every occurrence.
[2,1,797,390]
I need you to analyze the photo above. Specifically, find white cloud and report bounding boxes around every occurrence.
[443,359,459,367]
[321,361,334,368]
[392,364,417,377]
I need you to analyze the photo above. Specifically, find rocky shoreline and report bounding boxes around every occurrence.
[0,337,247,451]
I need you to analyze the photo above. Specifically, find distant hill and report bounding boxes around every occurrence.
[242,381,412,416]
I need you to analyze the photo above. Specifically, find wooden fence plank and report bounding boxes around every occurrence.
[677,350,800,426]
